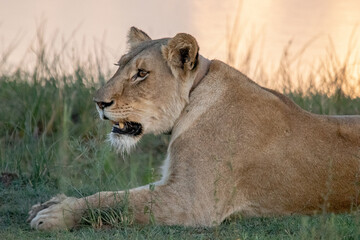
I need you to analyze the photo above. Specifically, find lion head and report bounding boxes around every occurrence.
[94,27,205,153]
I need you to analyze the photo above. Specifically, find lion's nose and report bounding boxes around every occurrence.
[95,100,114,110]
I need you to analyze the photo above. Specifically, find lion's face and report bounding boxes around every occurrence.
[94,27,200,153]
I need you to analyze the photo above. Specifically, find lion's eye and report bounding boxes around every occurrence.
[132,69,149,82]
[138,69,148,78]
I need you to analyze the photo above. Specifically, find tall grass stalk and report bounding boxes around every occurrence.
[227,4,360,101]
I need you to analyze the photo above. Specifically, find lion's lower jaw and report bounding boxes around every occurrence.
[108,132,139,154]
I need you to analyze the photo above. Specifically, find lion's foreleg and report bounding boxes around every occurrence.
[83,184,199,225]
[29,184,206,230]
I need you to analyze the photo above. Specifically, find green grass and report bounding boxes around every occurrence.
[1,67,360,240]
[1,28,360,239]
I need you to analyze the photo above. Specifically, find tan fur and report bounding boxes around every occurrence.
[127,26,151,49]
[29,27,360,230]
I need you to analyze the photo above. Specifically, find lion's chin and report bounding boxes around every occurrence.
[108,132,140,154]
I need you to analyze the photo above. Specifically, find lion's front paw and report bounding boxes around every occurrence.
[28,194,82,230]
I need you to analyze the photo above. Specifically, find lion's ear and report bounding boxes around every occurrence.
[162,33,199,77]
[127,27,151,48]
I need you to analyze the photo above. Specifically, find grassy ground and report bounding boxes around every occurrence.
[1,66,360,240]
[1,31,360,239]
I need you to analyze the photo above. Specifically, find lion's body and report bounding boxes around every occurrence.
[168,60,360,222]
[29,28,360,230]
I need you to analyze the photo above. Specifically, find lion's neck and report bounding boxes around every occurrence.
[191,55,211,92]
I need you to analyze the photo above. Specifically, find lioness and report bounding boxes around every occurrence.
[28,27,360,230]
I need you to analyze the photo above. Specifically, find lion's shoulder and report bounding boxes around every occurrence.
[205,60,303,113]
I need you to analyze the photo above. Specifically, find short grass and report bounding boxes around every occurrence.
[1,29,360,239]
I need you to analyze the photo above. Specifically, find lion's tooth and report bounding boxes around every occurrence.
[119,122,125,129]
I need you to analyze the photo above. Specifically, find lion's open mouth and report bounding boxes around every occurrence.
[111,122,142,136]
